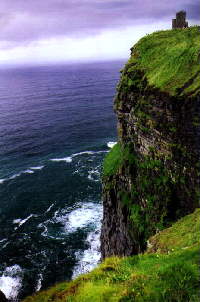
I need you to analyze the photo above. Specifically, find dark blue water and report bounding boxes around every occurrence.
[0,61,123,301]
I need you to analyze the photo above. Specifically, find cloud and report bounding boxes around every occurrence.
[0,22,170,65]
[0,0,199,46]
[0,1,199,64]
[185,2,200,19]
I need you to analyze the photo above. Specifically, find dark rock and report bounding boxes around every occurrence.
[0,291,8,302]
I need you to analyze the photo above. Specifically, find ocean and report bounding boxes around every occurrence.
[0,61,123,301]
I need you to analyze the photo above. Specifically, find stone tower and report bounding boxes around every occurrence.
[172,11,188,29]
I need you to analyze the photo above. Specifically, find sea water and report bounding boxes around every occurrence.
[0,61,123,301]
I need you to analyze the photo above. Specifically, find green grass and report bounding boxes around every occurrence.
[147,207,200,253]
[103,143,123,177]
[126,26,200,96]
[23,209,200,302]
[103,143,137,177]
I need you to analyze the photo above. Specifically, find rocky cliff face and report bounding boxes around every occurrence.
[101,27,200,258]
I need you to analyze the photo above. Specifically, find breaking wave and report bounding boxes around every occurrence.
[0,166,44,185]
[0,265,23,301]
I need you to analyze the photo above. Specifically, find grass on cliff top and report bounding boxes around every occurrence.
[127,26,200,96]
[23,208,200,302]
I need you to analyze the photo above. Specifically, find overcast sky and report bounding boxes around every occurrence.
[0,0,199,65]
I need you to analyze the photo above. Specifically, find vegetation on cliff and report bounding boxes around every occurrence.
[103,143,136,177]
[103,143,123,177]
[127,26,200,97]
[23,209,200,302]
[103,139,199,243]
[101,26,200,258]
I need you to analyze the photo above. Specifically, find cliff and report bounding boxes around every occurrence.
[101,26,200,258]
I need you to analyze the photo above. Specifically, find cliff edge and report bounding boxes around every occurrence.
[101,26,200,258]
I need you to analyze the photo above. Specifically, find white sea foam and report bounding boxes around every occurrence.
[0,239,8,250]
[72,151,95,157]
[50,150,108,165]
[107,141,117,148]
[2,242,9,249]
[13,219,22,224]
[72,204,102,278]
[50,151,93,163]
[50,156,72,163]
[0,165,44,185]
[39,202,103,242]
[38,220,63,240]
[72,229,101,278]
[24,169,34,174]
[0,265,23,300]
[0,239,7,244]
[35,273,43,292]
[54,202,104,278]
[52,209,60,220]
[38,202,103,277]
[13,214,36,230]
[30,166,44,170]
[9,173,22,180]
[45,203,55,213]
[10,169,34,179]
[55,203,102,233]
[38,223,48,237]
[88,166,101,182]
[72,169,79,175]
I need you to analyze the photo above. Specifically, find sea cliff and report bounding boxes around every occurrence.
[101,26,200,258]
[22,26,200,302]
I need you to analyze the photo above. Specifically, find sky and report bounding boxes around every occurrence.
[0,0,199,65]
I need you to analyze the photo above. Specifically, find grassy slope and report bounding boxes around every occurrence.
[128,26,200,96]
[23,209,200,302]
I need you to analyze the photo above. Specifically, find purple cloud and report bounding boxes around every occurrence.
[0,0,199,46]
